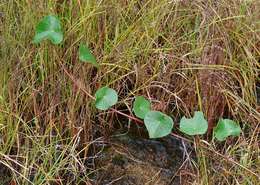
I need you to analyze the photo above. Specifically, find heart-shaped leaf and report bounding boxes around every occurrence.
[95,87,118,110]
[33,15,63,44]
[133,96,151,119]
[79,43,98,67]
[213,119,241,141]
[144,111,173,138]
[179,111,208,135]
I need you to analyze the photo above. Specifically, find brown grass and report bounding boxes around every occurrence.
[0,0,259,184]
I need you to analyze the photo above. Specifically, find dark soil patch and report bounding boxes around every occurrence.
[91,131,195,185]
[0,163,12,185]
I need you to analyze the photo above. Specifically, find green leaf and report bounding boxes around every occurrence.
[133,96,151,119]
[214,119,241,141]
[33,15,63,44]
[179,111,208,135]
[144,111,173,138]
[95,87,118,110]
[79,43,98,67]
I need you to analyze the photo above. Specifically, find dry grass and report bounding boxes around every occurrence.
[0,0,259,184]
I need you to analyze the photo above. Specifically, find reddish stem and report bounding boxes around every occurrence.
[110,108,143,124]
[61,64,191,143]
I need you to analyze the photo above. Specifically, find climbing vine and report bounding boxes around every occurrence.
[33,15,242,141]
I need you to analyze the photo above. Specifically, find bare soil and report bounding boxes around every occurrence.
[92,130,194,185]
[0,163,12,185]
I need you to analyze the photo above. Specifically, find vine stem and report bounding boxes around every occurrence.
[110,108,143,124]
[60,63,190,143]
[60,64,260,179]
[111,108,191,142]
